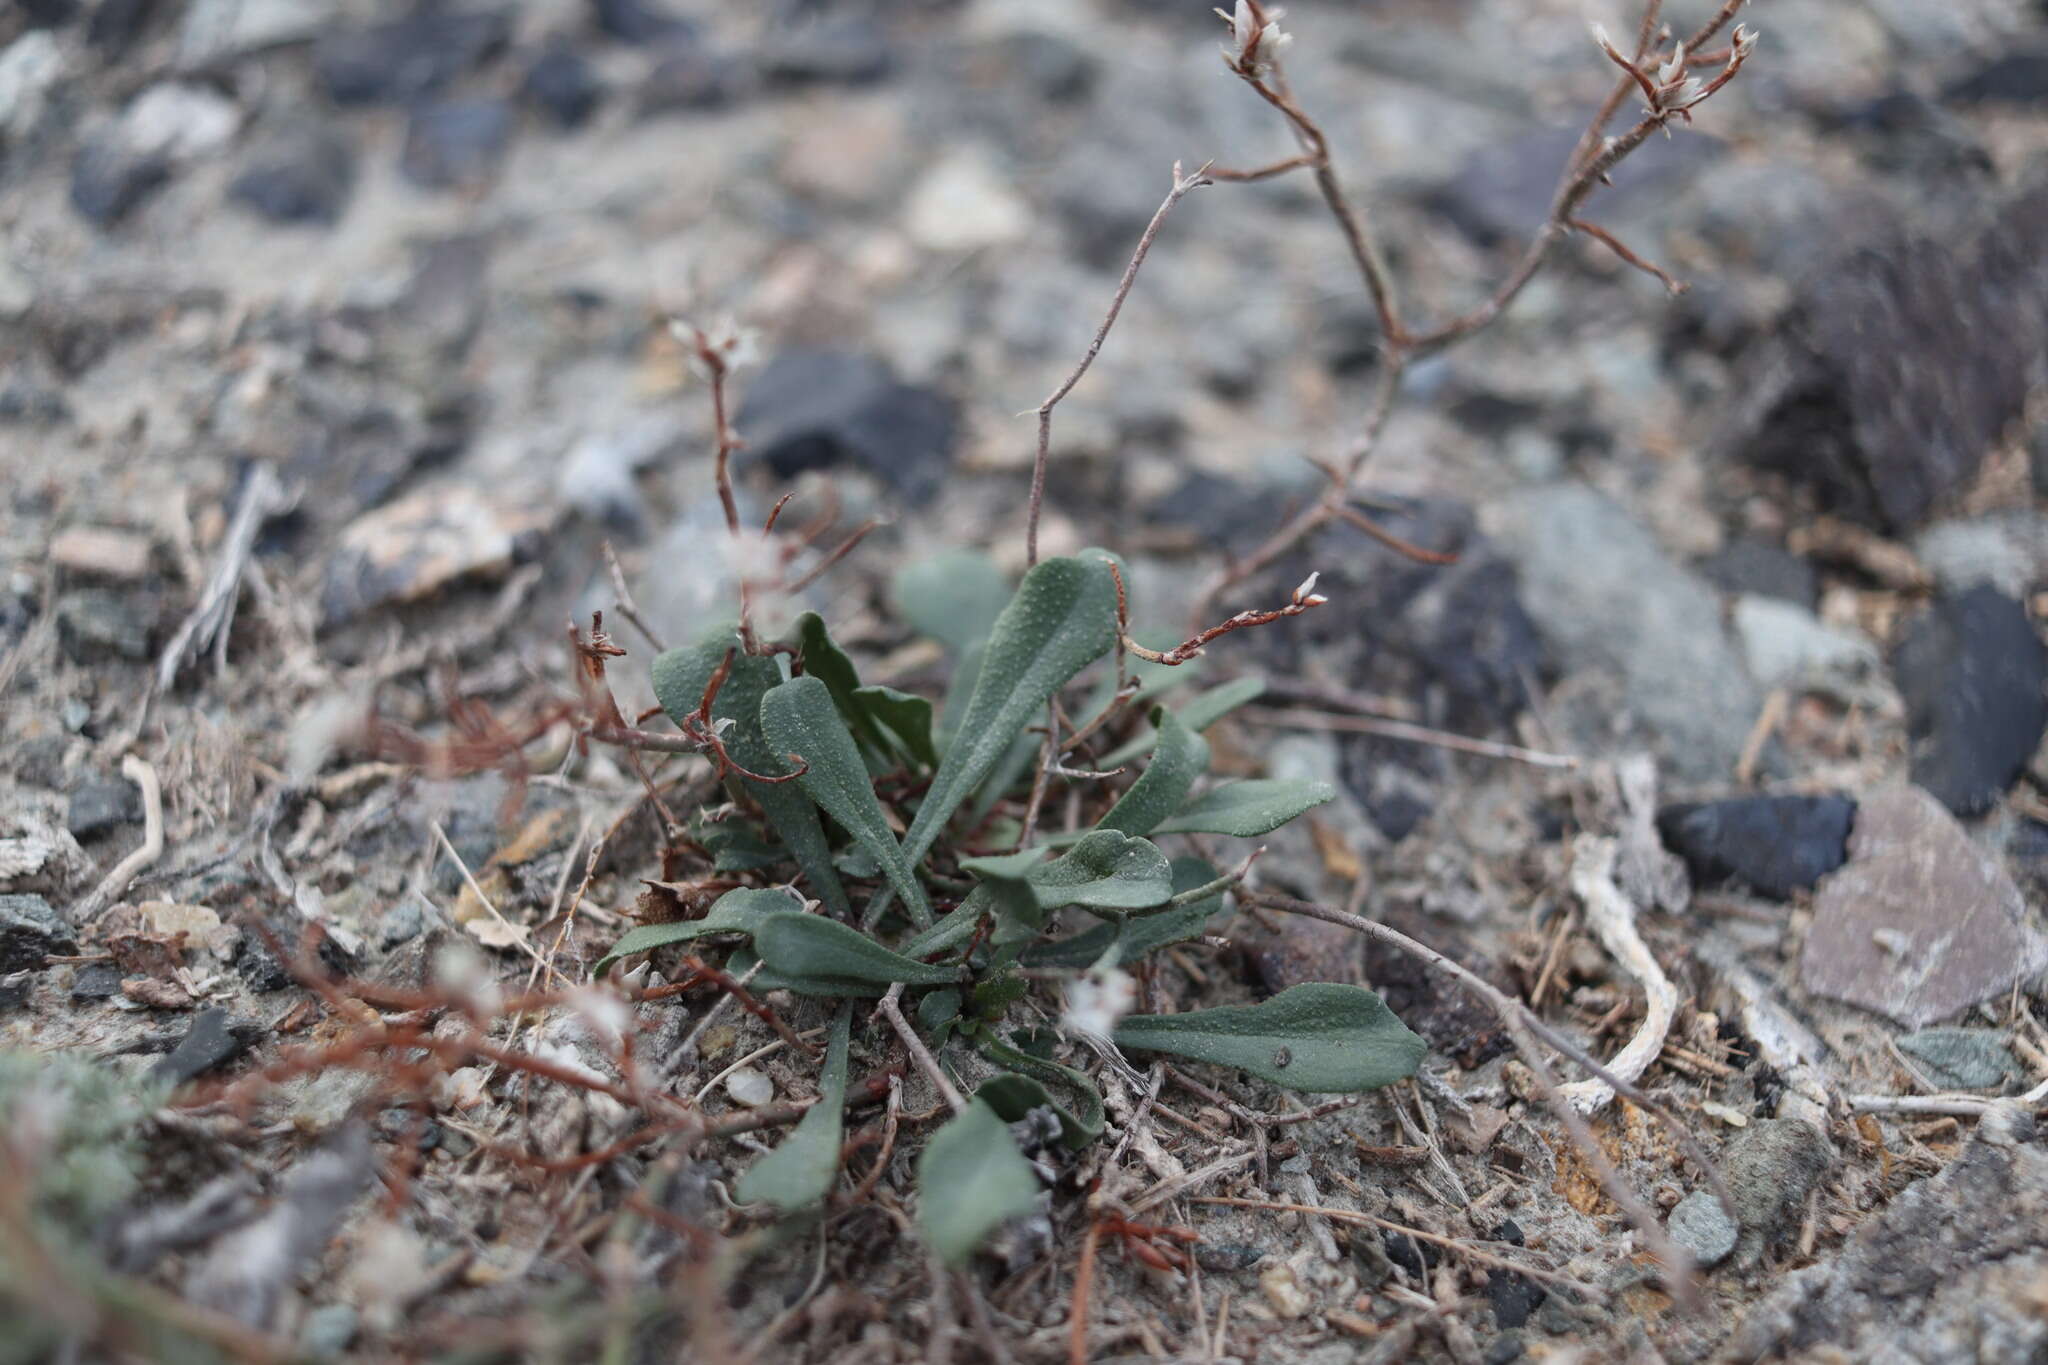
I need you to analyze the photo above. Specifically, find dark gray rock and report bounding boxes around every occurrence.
[1196,1243,1264,1273]
[1893,587,2048,816]
[0,894,76,972]
[1426,124,1723,246]
[86,0,155,51]
[56,589,152,661]
[734,349,957,504]
[20,0,78,27]
[229,122,355,226]
[1721,181,2048,530]
[522,44,604,129]
[758,17,891,87]
[1726,1108,2048,1363]
[152,1009,260,1085]
[638,42,741,113]
[400,99,513,191]
[1485,1266,1545,1330]
[0,971,29,1009]
[1832,90,1993,182]
[1943,49,2048,106]
[590,0,693,44]
[234,920,355,993]
[1141,471,1295,557]
[995,29,1095,102]
[69,139,171,227]
[1492,485,1762,781]
[1802,786,2048,1027]
[1698,538,1819,611]
[71,960,122,1000]
[67,775,142,841]
[1254,494,1544,733]
[314,9,511,106]
[1897,1028,2022,1090]
[1656,796,1854,900]
[0,384,72,426]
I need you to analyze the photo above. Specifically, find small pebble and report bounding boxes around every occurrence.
[1259,1259,1312,1318]
[1668,1188,1739,1268]
[725,1066,774,1108]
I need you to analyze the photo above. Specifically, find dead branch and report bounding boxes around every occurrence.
[1252,890,1727,1311]
[1026,162,1212,567]
[74,754,164,921]
[156,462,292,693]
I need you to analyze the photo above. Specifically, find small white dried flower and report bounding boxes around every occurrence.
[1732,25,1759,56]
[1217,1,1291,75]
[1062,967,1136,1041]
[1291,570,1321,605]
[565,985,631,1048]
[1590,22,1621,60]
[1656,43,1685,88]
[672,313,761,378]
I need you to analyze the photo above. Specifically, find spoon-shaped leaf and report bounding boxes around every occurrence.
[973,1039,1105,1148]
[792,612,892,762]
[1111,983,1426,1092]
[917,1099,1041,1267]
[723,947,888,998]
[1152,779,1335,837]
[1093,708,1209,838]
[1021,856,1226,969]
[653,635,850,918]
[891,549,1012,656]
[752,913,959,988]
[593,887,796,978]
[960,830,1174,933]
[735,1003,852,1210]
[903,555,1119,865]
[853,685,939,770]
[761,675,933,927]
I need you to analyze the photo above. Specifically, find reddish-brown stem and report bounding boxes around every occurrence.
[785,518,880,594]
[1570,217,1687,294]
[1068,1217,1103,1365]
[1205,152,1317,182]
[1026,163,1212,566]
[1332,503,1461,565]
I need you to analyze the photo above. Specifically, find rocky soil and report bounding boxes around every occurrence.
[4,0,2048,1362]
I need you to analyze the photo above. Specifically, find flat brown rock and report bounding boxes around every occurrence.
[1800,785,2047,1027]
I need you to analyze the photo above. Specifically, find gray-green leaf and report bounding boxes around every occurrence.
[853,685,939,770]
[891,550,1012,656]
[593,888,796,978]
[1152,779,1335,837]
[961,830,1174,930]
[761,675,933,927]
[972,1041,1105,1148]
[1101,675,1266,768]
[792,613,892,762]
[917,1099,1042,1267]
[903,555,1120,866]
[1021,856,1226,969]
[1094,709,1209,838]
[735,1004,852,1210]
[752,913,959,988]
[1111,983,1426,1092]
[652,635,851,918]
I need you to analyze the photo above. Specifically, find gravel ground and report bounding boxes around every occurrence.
[4,1,2048,1362]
